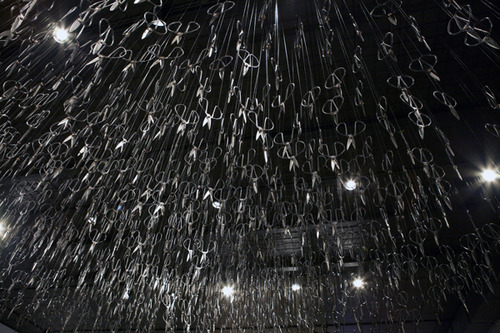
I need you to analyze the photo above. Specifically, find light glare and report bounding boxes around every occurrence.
[353,278,364,289]
[291,283,301,291]
[53,27,69,43]
[151,19,166,27]
[221,285,234,297]
[482,169,498,182]
[345,179,356,191]
[0,223,7,240]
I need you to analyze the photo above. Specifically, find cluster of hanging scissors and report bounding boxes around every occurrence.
[0,0,498,331]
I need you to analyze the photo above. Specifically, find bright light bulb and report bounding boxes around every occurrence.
[353,278,364,289]
[221,285,234,297]
[291,283,301,291]
[482,169,498,182]
[53,27,69,43]
[345,179,356,191]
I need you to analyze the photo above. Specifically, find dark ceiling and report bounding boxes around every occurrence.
[0,0,499,332]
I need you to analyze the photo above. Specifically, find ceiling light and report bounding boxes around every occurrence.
[221,285,234,297]
[53,27,69,43]
[345,179,356,191]
[482,169,498,182]
[352,277,364,289]
[291,283,301,291]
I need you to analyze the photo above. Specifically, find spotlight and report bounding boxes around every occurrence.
[345,179,356,191]
[482,169,498,182]
[291,283,301,291]
[221,285,234,297]
[53,27,69,43]
[352,277,364,289]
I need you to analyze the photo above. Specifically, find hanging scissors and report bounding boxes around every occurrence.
[336,121,366,150]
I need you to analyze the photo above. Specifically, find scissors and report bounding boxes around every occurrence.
[336,121,366,150]
[167,21,200,45]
